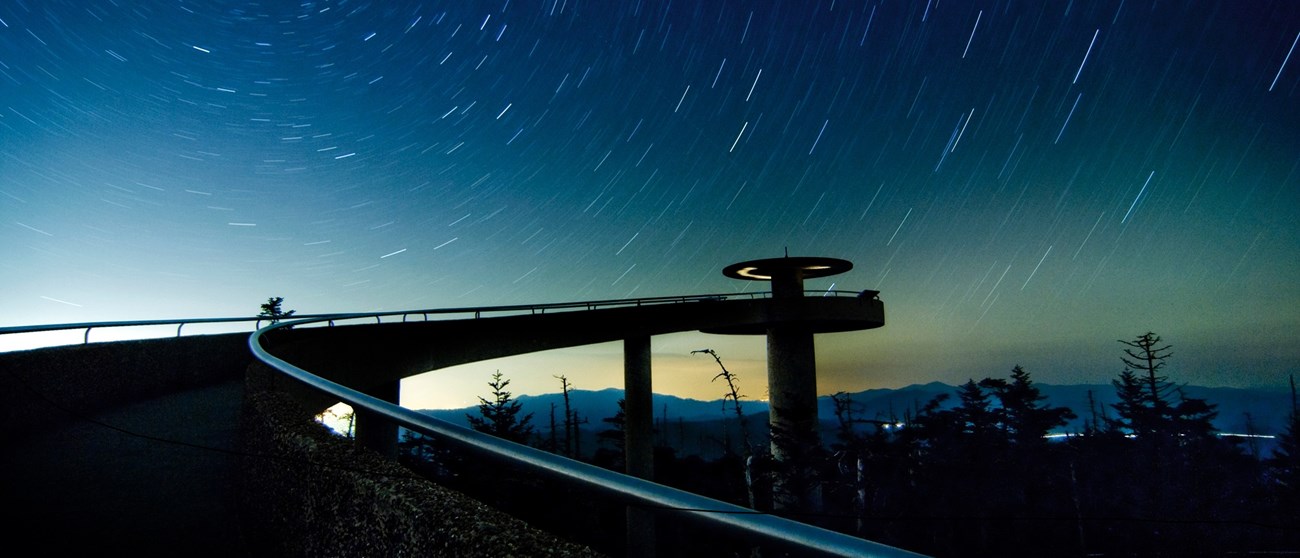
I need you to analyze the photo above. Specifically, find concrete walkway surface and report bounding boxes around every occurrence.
[2,380,254,557]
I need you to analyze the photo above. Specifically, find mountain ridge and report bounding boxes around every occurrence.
[419,382,1294,437]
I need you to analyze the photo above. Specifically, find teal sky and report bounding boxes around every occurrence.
[2,1,1297,407]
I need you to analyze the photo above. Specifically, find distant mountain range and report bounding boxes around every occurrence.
[830,381,1295,436]
[417,382,1294,460]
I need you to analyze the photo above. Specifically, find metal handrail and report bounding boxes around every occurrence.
[0,289,872,348]
[247,297,925,558]
[0,290,915,555]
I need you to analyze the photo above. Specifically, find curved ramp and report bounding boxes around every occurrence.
[261,295,883,412]
[250,293,921,558]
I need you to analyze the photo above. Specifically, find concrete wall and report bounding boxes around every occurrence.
[0,333,251,442]
[2,333,603,556]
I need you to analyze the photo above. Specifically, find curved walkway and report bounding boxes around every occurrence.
[2,380,252,557]
[0,291,889,557]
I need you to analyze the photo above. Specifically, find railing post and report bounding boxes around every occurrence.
[624,335,655,558]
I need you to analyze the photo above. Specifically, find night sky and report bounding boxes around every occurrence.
[3,1,1297,409]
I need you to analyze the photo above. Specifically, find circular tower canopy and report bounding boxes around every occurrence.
[722,256,852,281]
[723,256,853,298]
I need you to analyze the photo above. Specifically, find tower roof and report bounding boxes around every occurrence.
[722,256,852,281]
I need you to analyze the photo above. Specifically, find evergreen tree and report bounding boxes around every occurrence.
[895,383,1007,556]
[258,296,296,324]
[904,392,955,452]
[1108,368,1151,435]
[597,399,627,453]
[466,371,535,444]
[953,379,997,439]
[1270,375,1300,529]
[980,367,1078,553]
[1096,333,1237,556]
[1274,375,1300,478]
[980,365,1076,445]
[399,430,432,462]
[901,382,987,450]
[594,398,627,471]
[1108,332,1218,445]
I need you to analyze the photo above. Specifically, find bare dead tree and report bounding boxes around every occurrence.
[692,348,754,457]
[556,374,574,457]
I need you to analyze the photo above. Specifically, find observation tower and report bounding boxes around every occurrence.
[708,254,885,511]
[250,251,884,521]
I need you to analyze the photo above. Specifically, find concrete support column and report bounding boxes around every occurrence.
[623,335,655,558]
[624,336,655,480]
[354,379,400,459]
[770,268,805,299]
[766,325,822,513]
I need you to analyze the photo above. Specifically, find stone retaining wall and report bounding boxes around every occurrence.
[239,361,604,557]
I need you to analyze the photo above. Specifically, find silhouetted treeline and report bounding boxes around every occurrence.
[395,332,1300,557]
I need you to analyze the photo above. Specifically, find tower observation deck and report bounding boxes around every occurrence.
[710,255,884,512]
[241,254,886,552]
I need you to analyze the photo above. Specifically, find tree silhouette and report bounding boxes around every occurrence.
[980,365,1075,445]
[953,379,997,439]
[693,348,767,512]
[882,369,1093,557]
[382,331,1291,558]
[543,402,559,453]
[1108,332,1218,444]
[692,348,754,458]
[258,296,296,324]
[1270,374,1300,538]
[554,374,582,458]
[467,371,535,444]
[829,391,880,450]
[594,398,627,471]
[1086,332,1245,557]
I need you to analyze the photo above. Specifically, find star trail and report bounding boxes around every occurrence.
[1,1,1297,407]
